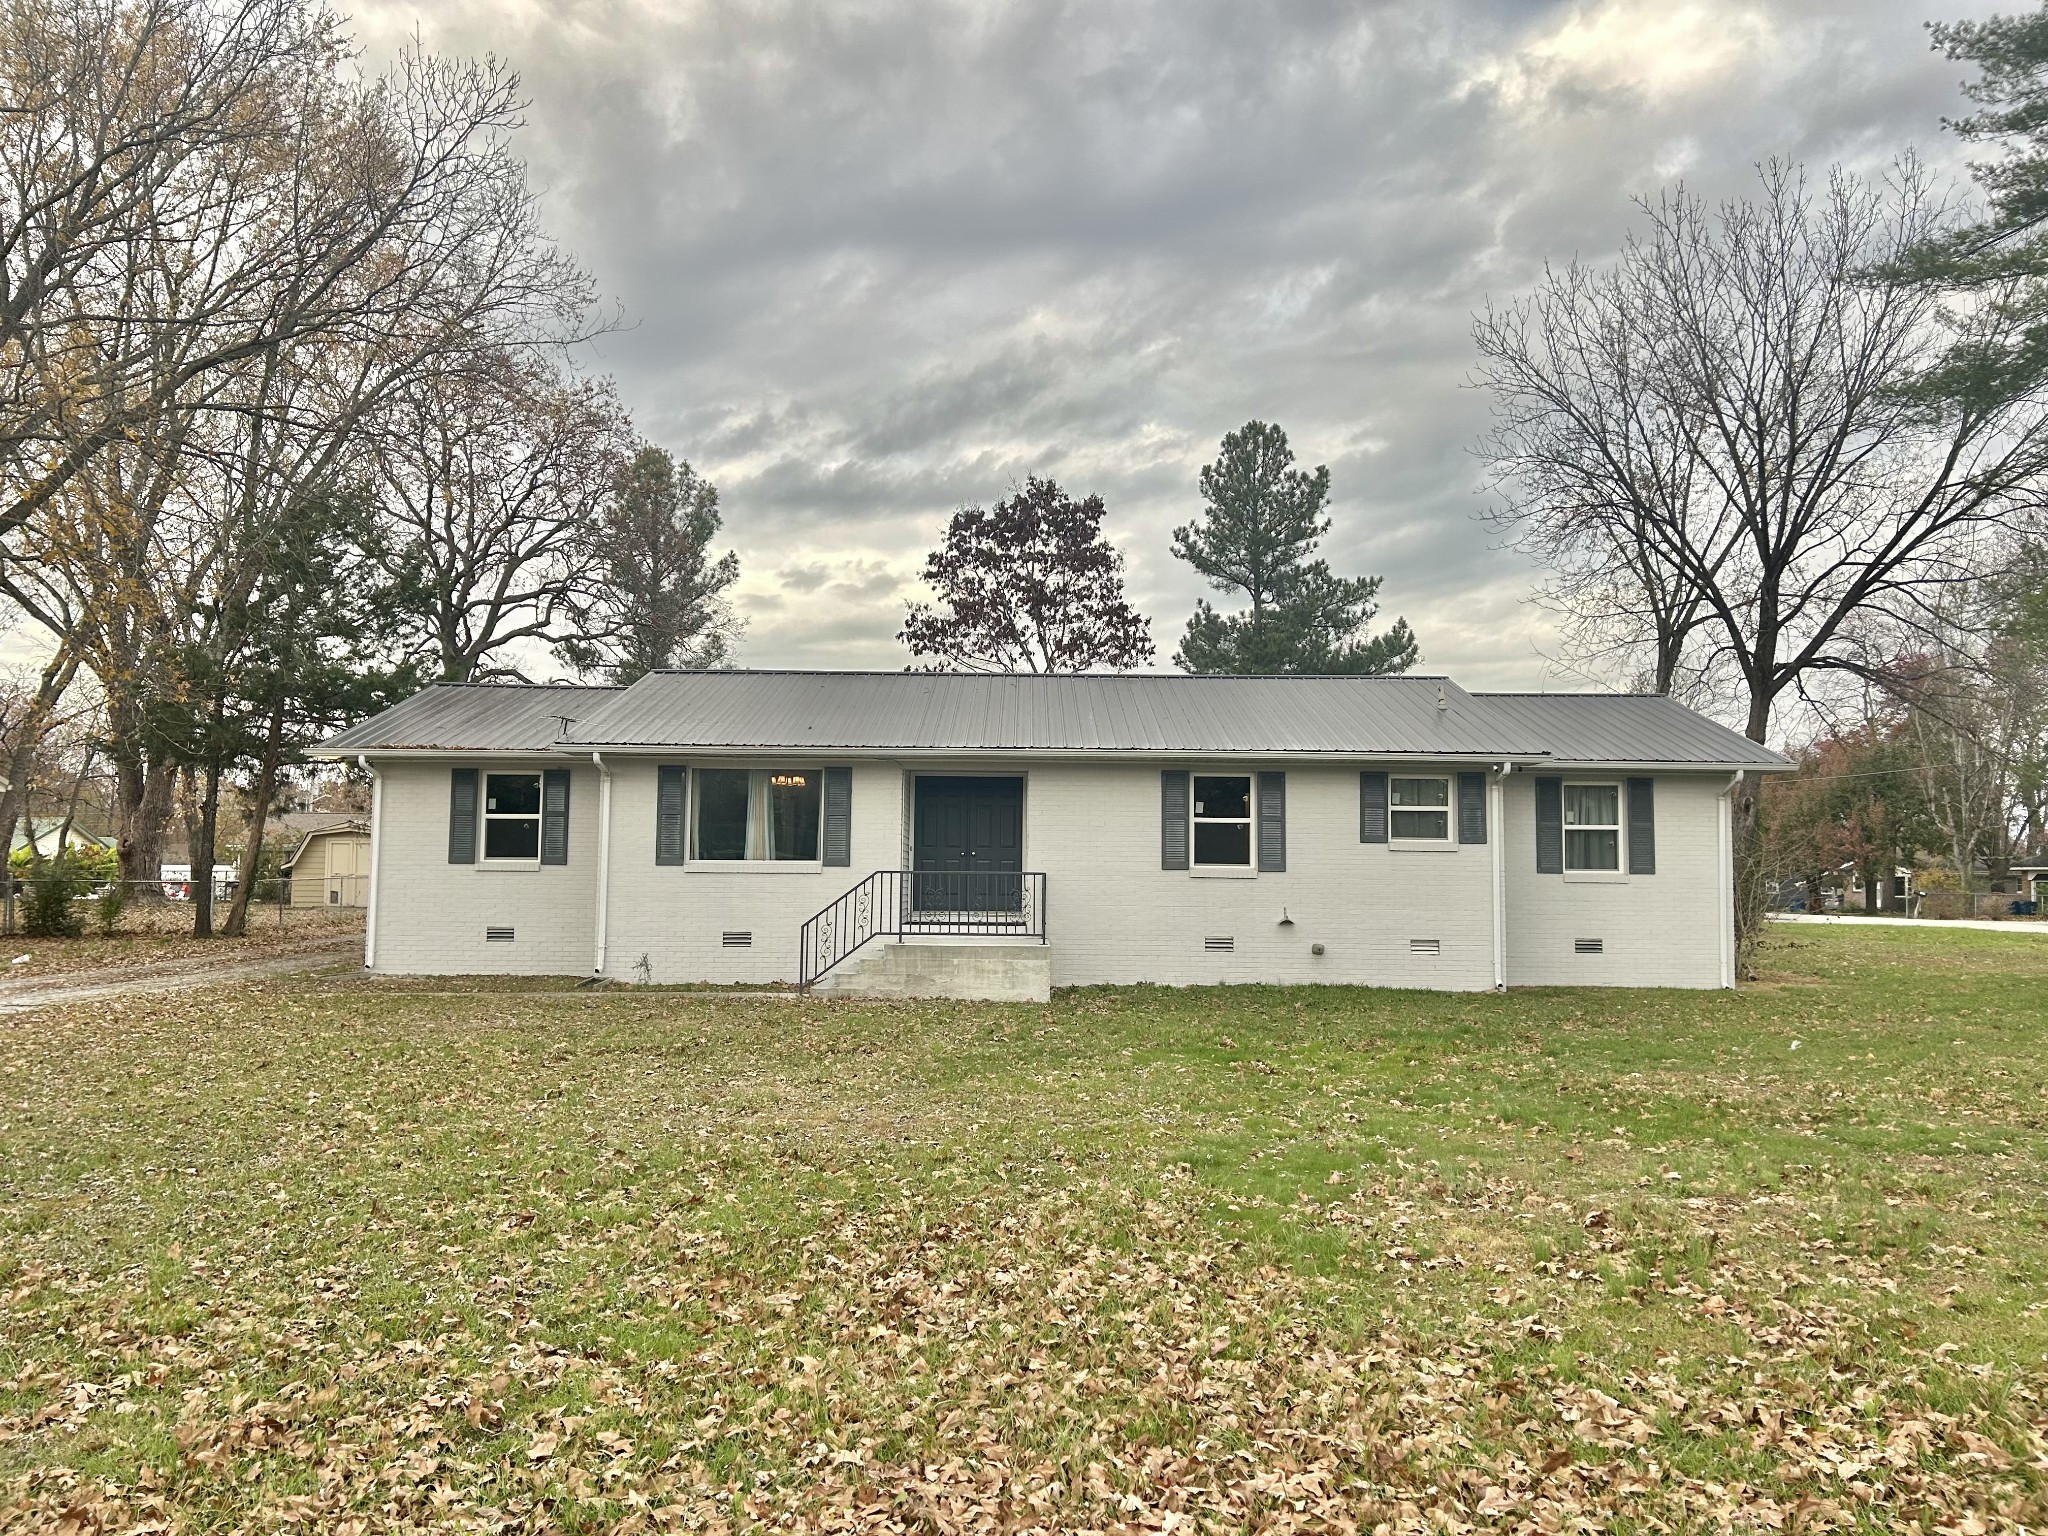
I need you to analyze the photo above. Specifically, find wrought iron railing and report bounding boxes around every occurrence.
[798,869,1047,991]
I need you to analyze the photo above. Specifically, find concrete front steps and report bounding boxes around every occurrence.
[813,936,1051,1002]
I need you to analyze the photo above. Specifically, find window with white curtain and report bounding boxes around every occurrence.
[1564,783,1621,870]
[691,768,822,861]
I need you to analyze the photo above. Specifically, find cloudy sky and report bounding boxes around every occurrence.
[353,0,2000,689]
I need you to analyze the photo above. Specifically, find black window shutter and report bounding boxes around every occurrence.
[1161,770,1189,870]
[448,768,478,864]
[1457,771,1487,845]
[1257,771,1286,872]
[540,769,571,865]
[655,766,687,865]
[1628,776,1657,875]
[1359,771,1388,843]
[822,767,852,866]
[1535,776,1563,874]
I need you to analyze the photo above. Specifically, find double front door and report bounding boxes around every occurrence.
[912,775,1023,913]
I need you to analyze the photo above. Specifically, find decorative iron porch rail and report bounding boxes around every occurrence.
[798,869,1048,992]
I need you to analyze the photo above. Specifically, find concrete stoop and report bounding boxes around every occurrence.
[814,940,1052,1002]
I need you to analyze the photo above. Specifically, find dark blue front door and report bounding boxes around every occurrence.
[913,776,1023,912]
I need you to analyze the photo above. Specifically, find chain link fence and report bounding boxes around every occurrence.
[0,872,300,937]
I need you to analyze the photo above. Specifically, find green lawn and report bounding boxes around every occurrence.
[2,927,2044,1533]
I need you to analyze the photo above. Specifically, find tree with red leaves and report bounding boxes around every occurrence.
[900,477,1154,673]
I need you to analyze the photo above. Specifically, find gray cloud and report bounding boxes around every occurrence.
[354,0,2000,685]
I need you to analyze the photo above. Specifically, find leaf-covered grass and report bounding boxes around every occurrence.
[0,906,362,983]
[1,926,2043,1532]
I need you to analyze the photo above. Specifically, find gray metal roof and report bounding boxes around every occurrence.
[563,671,1551,755]
[320,682,622,753]
[317,671,1788,767]
[1470,692,1788,767]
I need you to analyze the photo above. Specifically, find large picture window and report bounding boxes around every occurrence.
[1192,774,1252,867]
[1390,776,1451,841]
[1564,783,1621,870]
[693,768,822,861]
[483,773,542,861]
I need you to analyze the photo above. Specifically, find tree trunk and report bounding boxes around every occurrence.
[0,647,78,880]
[53,744,94,856]
[116,757,177,888]
[191,759,223,938]
[1727,683,1777,975]
[221,702,285,938]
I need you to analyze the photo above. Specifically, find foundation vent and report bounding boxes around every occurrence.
[1203,936,1234,953]
[485,926,515,943]
[722,931,753,948]
[1575,937,1605,955]
[1409,938,1441,956]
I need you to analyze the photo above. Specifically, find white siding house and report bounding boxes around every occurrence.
[318,672,1787,998]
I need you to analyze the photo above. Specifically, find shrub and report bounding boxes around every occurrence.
[94,881,127,936]
[8,843,117,882]
[21,856,88,938]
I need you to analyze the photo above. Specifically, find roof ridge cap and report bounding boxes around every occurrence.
[635,669,1458,682]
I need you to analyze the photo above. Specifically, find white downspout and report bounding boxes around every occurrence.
[1491,762,1511,991]
[592,752,613,978]
[1718,771,1740,989]
[358,755,382,971]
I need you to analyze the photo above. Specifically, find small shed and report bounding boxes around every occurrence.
[283,820,371,907]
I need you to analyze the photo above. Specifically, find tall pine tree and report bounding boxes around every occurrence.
[1170,421,1417,675]
[560,444,741,683]
[1897,8,2048,406]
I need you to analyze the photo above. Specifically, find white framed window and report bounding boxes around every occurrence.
[1191,774,1253,868]
[482,772,542,862]
[1564,783,1621,871]
[692,768,822,862]
[1389,776,1451,842]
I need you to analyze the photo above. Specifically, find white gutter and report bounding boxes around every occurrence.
[358,755,382,971]
[592,752,614,978]
[1491,762,1511,991]
[1717,771,1741,989]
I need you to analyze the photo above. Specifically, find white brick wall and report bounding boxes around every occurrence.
[369,760,599,976]
[600,760,902,984]
[1029,761,1496,990]
[1501,770,1731,988]
[366,756,1735,991]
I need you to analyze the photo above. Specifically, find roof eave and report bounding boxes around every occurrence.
[1538,758,1793,773]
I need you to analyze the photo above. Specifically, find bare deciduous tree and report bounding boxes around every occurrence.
[373,352,632,682]
[0,0,600,542]
[0,0,604,904]
[1473,162,2048,950]
[1476,162,2048,740]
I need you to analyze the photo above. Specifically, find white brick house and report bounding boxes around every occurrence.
[317,671,1788,999]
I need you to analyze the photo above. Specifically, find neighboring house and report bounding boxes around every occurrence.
[316,671,1790,1000]
[282,820,372,908]
[1840,862,1916,913]
[2010,863,2048,905]
[10,819,112,859]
